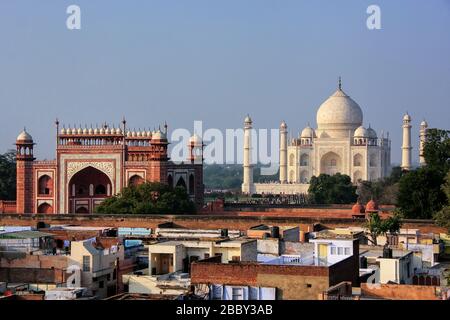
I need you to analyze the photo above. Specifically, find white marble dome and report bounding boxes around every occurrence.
[316,88,363,131]
[152,130,167,140]
[354,126,368,138]
[367,126,377,138]
[300,125,315,138]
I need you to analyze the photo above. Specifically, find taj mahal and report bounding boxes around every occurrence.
[242,78,427,195]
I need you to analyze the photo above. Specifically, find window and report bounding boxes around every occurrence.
[331,247,337,255]
[82,256,91,272]
[330,159,337,167]
[204,253,210,259]
[337,247,343,255]
[113,270,117,280]
[249,287,259,300]
[106,274,111,281]
[232,287,244,300]
[211,285,222,300]
[306,284,312,288]
[300,154,309,166]
[190,256,199,263]
[95,184,106,195]
[353,154,363,167]
[99,281,104,289]
[344,247,350,255]
[78,187,86,195]
[232,256,240,262]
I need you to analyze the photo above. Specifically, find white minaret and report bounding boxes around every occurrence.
[279,121,288,183]
[401,113,412,171]
[242,115,254,194]
[419,120,428,166]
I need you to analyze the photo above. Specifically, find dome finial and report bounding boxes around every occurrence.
[338,76,342,90]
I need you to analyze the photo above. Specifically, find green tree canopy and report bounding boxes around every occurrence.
[356,167,402,205]
[95,182,196,214]
[396,128,450,219]
[308,173,357,204]
[397,167,446,219]
[434,170,450,232]
[0,150,16,200]
[423,129,450,173]
[366,212,402,246]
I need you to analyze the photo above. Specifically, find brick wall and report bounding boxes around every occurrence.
[360,283,443,300]
[191,261,331,300]
[0,214,444,234]
[0,267,67,284]
[0,201,17,214]
[0,254,68,270]
[16,161,34,214]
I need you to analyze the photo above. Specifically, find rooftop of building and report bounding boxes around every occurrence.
[248,224,297,231]
[104,293,180,300]
[262,254,332,267]
[310,229,362,240]
[151,237,255,248]
[0,230,54,239]
[359,246,412,259]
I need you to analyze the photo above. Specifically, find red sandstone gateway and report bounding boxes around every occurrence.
[13,120,204,214]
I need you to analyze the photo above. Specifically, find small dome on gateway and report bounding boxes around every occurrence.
[116,128,122,135]
[94,127,99,134]
[99,127,105,134]
[88,127,94,134]
[82,127,88,134]
[280,120,287,129]
[152,130,167,141]
[189,134,202,145]
[17,129,33,142]
[421,120,428,127]
[146,130,152,137]
[60,127,66,135]
[244,115,252,124]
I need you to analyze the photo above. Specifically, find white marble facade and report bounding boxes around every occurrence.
[242,80,392,195]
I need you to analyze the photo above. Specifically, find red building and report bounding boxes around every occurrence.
[14,120,203,214]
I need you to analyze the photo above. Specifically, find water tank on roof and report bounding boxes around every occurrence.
[360,256,368,268]
[220,229,228,237]
[270,226,280,238]
[382,246,393,258]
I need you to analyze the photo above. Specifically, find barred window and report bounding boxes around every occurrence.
[82,255,91,272]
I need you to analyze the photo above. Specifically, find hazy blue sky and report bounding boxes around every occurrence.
[0,0,449,164]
